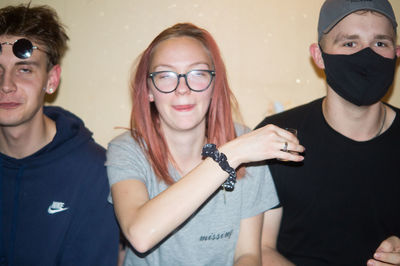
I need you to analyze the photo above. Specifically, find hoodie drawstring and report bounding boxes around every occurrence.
[9,166,24,266]
[0,163,24,266]
[0,158,4,266]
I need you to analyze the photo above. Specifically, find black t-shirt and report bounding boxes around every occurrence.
[256,98,400,266]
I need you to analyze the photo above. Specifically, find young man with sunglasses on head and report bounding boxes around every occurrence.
[258,0,400,265]
[0,4,118,265]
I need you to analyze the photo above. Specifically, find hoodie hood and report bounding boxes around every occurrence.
[0,106,93,167]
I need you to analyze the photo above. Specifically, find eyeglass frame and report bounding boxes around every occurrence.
[148,69,216,93]
[0,38,44,60]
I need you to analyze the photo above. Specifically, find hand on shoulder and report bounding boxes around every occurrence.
[367,236,400,266]
[220,124,305,168]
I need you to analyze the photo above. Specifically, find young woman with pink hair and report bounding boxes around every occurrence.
[106,23,304,266]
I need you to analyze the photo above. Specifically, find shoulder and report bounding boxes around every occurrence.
[109,130,137,146]
[60,139,109,191]
[106,131,148,166]
[106,131,153,190]
[60,136,106,168]
[83,138,106,158]
[107,130,145,155]
[255,98,323,129]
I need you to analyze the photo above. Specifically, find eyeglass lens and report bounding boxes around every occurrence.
[151,70,214,93]
[0,38,37,59]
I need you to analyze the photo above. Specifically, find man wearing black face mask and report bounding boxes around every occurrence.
[258,0,400,265]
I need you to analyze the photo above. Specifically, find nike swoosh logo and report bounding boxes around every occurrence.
[48,207,69,214]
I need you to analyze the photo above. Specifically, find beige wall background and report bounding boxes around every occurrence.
[2,0,400,147]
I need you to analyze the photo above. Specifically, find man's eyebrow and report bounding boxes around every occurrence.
[14,61,41,67]
[333,33,395,45]
[374,34,395,43]
[0,62,40,72]
[333,34,359,44]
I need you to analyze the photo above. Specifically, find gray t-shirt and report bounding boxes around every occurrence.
[106,126,279,266]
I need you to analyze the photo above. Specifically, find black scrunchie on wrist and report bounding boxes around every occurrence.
[201,143,237,191]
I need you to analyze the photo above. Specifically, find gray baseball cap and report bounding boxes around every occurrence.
[318,0,397,41]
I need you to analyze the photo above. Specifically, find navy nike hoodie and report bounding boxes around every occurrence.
[0,106,119,266]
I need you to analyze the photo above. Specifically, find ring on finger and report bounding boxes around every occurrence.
[283,141,288,152]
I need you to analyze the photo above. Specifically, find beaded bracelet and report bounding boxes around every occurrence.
[201,143,237,191]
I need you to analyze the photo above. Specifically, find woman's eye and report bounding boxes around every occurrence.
[158,72,174,79]
[192,71,206,77]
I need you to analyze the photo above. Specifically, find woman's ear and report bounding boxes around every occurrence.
[310,43,325,69]
[148,92,154,102]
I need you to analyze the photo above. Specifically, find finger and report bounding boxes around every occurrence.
[377,236,400,253]
[282,142,305,153]
[252,124,285,144]
[281,141,289,152]
[367,258,398,266]
[373,251,400,265]
[266,141,300,160]
[263,124,295,138]
[289,143,305,153]
[275,128,299,144]
[276,150,304,162]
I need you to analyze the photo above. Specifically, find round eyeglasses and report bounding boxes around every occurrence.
[0,38,43,59]
[149,69,215,93]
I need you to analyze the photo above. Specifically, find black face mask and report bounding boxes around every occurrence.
[321,47,397,106]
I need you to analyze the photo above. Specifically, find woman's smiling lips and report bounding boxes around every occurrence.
[172,104,195,112]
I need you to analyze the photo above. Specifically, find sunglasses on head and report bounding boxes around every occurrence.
[0,38,43,59]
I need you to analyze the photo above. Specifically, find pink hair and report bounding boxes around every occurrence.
[130,23,242,185]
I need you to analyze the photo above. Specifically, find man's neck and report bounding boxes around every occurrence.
[322,90,395,141]
[0,114,57,159]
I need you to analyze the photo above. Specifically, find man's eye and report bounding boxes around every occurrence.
[344,42,355,47]
[376,41,386,47]
[19,68,32,73]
